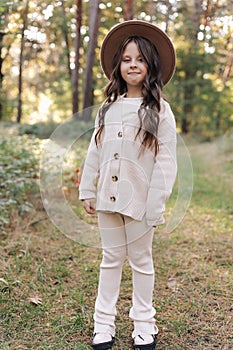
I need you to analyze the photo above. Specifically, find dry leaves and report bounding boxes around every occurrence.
[167,277,179,292]
[28,296,42,305]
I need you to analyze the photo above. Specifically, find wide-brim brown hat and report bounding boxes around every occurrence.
[100,20,176,86]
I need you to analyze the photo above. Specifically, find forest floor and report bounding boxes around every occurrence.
[0,129,233,350]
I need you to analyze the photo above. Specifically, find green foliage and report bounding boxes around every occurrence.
[18,121,58,139]
[0,119,95,233]
[0,134,40,233]
[18,119,94,140]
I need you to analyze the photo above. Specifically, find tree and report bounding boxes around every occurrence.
[61,0,72,80]
[179,0,203,133]
[173,0,233,135]
[17,0,29,123]
[222,47,233,87]
[0,30,6,121]
[72,0,82,117]
[124,0,134,20]
[0,3,11,121]
[82,0,100,116]
[148,0,155,20]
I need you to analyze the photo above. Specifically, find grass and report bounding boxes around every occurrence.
[0,129,233,349]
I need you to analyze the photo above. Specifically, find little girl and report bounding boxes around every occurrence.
[79,20,177,350]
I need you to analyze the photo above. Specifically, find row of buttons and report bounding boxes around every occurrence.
[111,175,118,201]
[109,132,121,202]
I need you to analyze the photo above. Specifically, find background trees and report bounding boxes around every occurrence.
[0,0,232,136]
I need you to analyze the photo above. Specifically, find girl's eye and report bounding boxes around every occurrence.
[122,59,130,62]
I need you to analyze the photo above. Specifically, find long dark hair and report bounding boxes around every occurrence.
[95,36,164,157]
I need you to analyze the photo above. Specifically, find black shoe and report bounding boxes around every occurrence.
[92,333,115,350]
[133,335,157,350]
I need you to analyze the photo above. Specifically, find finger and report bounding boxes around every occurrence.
[88,205,95,214]
[84,203,91,213]
[84,202,95,215]
[90,200,96,211]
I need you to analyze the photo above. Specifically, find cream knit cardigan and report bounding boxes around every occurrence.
[79,96,177,227]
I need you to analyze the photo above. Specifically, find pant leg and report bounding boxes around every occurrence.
[125,216,159,337]
[94,212,127,336]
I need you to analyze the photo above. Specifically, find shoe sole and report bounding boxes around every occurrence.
[92,339,114,350]
[133,336,157,350]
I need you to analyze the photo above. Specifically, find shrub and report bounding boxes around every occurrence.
[0,135,41,233]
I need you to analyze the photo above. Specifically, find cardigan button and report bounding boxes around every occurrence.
[114,153,119,159]
[110,196,116,202]
[117,131,123,138]
[112,175,118,182]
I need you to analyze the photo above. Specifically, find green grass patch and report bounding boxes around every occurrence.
[0,130,232,349]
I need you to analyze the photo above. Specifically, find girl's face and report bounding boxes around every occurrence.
[120,41,148,95]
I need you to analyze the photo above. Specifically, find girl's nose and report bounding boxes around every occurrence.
[130,60,137,68]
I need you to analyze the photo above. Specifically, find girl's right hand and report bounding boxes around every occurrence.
[82,198,96,215]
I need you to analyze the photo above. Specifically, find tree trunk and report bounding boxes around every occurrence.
[72,0,82,117]
[186,0,202,44]
[61,0,72,80]
[181,0,202,133]
[82,0,100,119]
[124,0,134,20]
[222,46,233,86]
[148,0,154,20]
[0,32,6,121]
[182,68,194,134]
[164,0,173,33]
[17,0,29,123]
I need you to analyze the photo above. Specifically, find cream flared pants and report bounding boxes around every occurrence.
[94,212,159,338]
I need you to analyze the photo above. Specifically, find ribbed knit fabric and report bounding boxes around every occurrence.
[79,96,177,227]
[94,212,159,338]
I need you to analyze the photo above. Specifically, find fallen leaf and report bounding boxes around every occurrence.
[29,296,42,305]
[167,277,179,292]
[0,278,8,285]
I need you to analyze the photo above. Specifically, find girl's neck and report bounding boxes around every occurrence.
[124,92,142,98]
[124,87,142,98]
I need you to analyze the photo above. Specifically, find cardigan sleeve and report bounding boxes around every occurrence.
[145,102,177,226]
[78,117,100,200]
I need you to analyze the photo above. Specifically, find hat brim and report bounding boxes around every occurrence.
[100,20,176,86]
